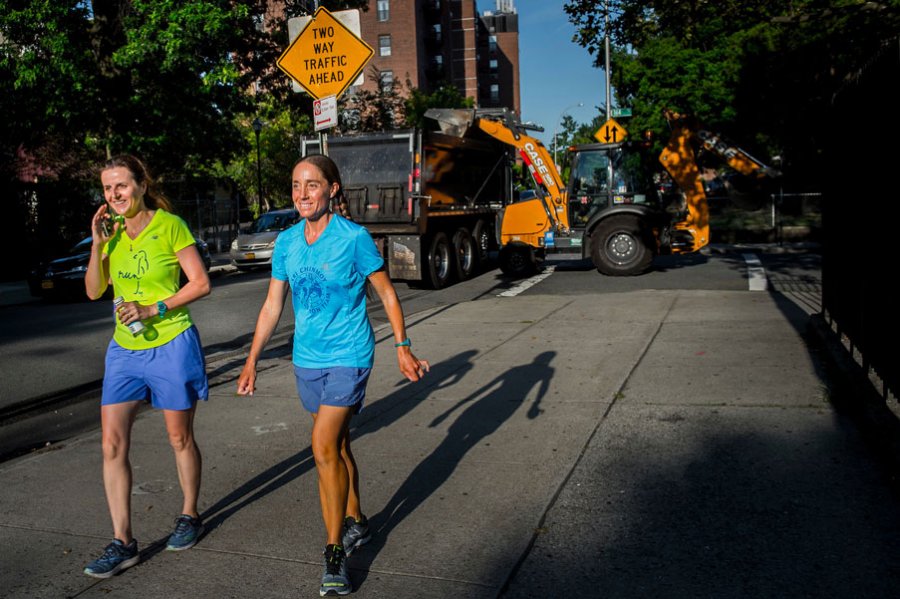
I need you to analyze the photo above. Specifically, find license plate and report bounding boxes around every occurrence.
[243,252,256,260]
[41,280,54,289]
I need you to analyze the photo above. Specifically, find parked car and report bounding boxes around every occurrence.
[28,236,212,300]
[196,238,212,271]
[230,208,300,270]
[28,237,96,299]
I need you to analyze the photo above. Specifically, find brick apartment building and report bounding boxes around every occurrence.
[273,0,521,115]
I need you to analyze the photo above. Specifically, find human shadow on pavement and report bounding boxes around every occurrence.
[351,351,556,589]
[198,350,480,533]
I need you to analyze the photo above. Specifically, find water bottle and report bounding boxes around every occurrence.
[114,296,146,336]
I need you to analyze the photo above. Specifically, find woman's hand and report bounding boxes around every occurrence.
[90,204,117,245]
[236,361,257,396]
[116,300,154,326]
[397,346,430,382]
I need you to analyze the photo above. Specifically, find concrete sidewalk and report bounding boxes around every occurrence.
[2,288,899,598]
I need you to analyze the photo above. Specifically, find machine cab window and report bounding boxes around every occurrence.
[568,148,651,225]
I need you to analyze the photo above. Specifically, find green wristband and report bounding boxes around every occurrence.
[394,338,411,347]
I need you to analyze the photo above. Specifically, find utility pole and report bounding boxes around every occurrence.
[604,0,611,118]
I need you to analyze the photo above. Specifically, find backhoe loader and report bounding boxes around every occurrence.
[427,108,781,276]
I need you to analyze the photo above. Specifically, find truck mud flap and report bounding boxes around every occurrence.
[388,235,423,281]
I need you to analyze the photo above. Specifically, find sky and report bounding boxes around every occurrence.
[477,0,607,149]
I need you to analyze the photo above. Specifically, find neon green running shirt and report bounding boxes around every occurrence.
[104,210,196,350]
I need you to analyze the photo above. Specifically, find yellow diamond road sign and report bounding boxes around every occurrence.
[594,118,628,144]
[277,7,374,100]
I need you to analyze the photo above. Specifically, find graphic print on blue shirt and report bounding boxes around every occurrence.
[292,265,330,315]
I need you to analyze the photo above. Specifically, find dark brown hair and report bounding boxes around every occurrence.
[102,154,174,213]
[296,154,352,219]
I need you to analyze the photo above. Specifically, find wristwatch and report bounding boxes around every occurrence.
[157,301,168,317]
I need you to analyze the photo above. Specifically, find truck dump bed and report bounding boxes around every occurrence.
[302,128,511,225]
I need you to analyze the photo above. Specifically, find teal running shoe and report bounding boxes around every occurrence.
[166,514,204,551]
[83,539,139,578]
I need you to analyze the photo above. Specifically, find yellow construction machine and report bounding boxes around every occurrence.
[426,107,780,276]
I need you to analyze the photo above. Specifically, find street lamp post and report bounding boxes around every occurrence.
[252,117,264,214]
[553,102,584,170]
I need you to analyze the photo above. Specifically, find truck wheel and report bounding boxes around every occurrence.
[452,228,477,280]
[590,215,653,276]
[426,232,453,289]
[472,219,492,265]
[499,244,536,277]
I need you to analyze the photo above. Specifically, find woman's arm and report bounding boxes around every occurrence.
[236,278,290,396]
[367,270,430,382]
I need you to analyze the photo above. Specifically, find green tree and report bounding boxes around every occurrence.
[563,1,900,189]
[0,1,281,182]
[403,82,474,128]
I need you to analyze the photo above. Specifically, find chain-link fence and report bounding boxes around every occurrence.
[707,191,822,244]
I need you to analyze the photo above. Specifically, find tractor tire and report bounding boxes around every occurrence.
[590,215,654,276]
[499,244,537,278]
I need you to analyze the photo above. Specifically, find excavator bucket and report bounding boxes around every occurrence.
[424,108,477,138]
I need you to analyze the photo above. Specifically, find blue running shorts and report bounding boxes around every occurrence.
[293,366,372,414]
[102,326,208,411]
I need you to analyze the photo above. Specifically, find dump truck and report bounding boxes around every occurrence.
[301,124,513,288]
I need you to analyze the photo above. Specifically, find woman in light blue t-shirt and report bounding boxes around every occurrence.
[237,154,429,597]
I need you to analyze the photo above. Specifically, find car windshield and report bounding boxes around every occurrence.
[249,211,296,233]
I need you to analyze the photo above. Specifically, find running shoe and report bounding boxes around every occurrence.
[320,544,351,596]
[166,514,204,551]
[83,539,139,578]
[341,515,371,556]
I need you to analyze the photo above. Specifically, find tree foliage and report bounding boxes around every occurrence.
[0,0,283,183]
[563,0,900,188]
[403,82,474,128]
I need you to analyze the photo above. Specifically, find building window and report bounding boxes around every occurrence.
[379,35,392,57]
[434,55,443,67]
[489,35,497,51]
[377,0,389,22]
[380,70,394,91]
[489,58,498,71]
[490,84,499,102]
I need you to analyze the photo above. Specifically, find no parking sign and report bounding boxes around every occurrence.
[314,96,337,131]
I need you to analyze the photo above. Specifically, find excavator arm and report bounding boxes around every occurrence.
[658,111,710,252]
[658,109,781,253]
[425,108,571,233]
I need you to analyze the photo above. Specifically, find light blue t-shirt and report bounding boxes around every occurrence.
[272,214,385,368]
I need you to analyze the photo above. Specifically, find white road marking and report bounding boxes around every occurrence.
[742,253,768,291]
[498,266,557,297]
[251,422,289,435]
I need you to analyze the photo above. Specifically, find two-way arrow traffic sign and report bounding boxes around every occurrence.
[594,118,628,144]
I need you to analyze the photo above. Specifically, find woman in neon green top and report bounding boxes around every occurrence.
[82,155,211,578]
